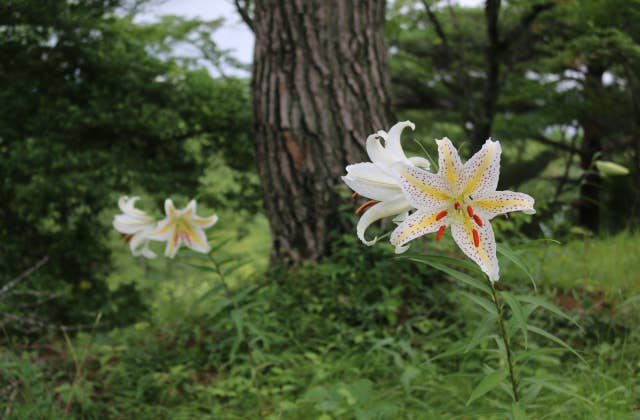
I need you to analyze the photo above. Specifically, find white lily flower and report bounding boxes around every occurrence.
[390,138,535,281]
[113,196,157,259]
[342,121,430,250]
[148,199,218,258]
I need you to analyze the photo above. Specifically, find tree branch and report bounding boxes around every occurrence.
[532,134,580,154]
[421,0,449,50]
[234,0,254,32]
[501,2,555,50]
[0,256,49,298]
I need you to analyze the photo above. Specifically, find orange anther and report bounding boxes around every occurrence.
[473,214,483,227]
[351,192,359,198]
[355,200,377,215]
[472,229,480,247]
[467,205,474,217]
[436,225,447,241]
[435,210,448,221]
[454,202,461,210]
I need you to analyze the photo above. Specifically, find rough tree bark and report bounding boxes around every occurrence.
[251,0,393,263]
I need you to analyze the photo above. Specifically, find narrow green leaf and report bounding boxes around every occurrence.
[223,258,253,276]
[403,254,482,274]
[460,291,497,315]
[501,291,528,347]
[209,237,234,253]
[408,258,491,295]
[516,295,582,330]
[511,402,527,420]
[522,377,592,405]
[465,313,497,353]
[526,325,586,363]
[466,369,506,405]
[194,283,227,304]
[178,262,216,273]
[497,244,536,290]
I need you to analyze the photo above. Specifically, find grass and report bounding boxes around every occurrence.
[1,230,640,418]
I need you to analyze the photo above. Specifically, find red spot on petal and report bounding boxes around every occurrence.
[436,225,447,241]
[435,210,448,221]
[355,200,378,215]
[472,229,480,247]
[473,214,483,227]
[454,202,461,210]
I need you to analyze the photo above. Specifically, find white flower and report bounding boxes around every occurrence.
[342,121,430,251]
[148,199,218,258]
[390,138,535,281]
[113,196,157,259]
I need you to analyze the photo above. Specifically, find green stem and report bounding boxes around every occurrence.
[208,253,232,298]
[490,281,519,402]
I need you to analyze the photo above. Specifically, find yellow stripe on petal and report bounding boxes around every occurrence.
[437,138,462,189]
[153,220,176,236]
[400,170,450,201]
[473,191,535,219]
[391,209,447,247]
[464,146,495,195]
[183,223,206,249]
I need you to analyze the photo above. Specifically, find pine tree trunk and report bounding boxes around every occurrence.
[252,0,392,263]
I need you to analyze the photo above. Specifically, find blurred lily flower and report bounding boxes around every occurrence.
[112,196,157,259]
[149,199,218,258]
[391,138,535,281]
[342,121,430,251]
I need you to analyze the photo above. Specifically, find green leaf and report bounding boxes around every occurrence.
[466,369,506,405]
[465,312,498,353]
[177,261,217,273]
[496,244,536,291]
[194,283,227,304]
[501,291,528,347]
[522,376,592,405]
[526,325,586,363]
[460,291,497,315]
[516,295,582,330]
[408,258,491,295]
[511,402,527,420]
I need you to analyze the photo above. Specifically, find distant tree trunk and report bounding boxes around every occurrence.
[577,64,605,232]
[252,0,393,263]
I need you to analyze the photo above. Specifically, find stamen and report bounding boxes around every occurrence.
[436,225,447,241]
[454,202,461,210]
[467,205,474,217]
[179,231,192,246]
[351,192,359,198]
[473,214,483,227]
[120,233,133,245]
[472,229,480,247]
[435,210,448,221]
[355,200,377,215]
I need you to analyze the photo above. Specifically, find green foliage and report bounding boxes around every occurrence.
[2,231,640,418]
[0,0,254,327]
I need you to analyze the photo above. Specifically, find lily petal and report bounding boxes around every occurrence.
[357,195,411,246]
[164,234,180,258]
[391,208,450,249]
[182,222,211,253]
[436,137,463,192]
[385,120,415,161]
[461,139,502,197]
[130,231,156,258]
[148,218,176,241]
[451,218,499,281]
[343,163,402,201]
[366,133,394,165]
[473,191,536,220]
[164,199,178,218]
[191,213,219,228]
[394,163,452,211]
[408,156,431,169]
